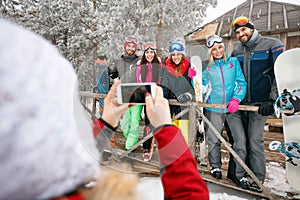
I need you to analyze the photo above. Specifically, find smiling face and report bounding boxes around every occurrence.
[235,26,254,43]
[144,48,155,63]
[125,42,136,56]
[171,52,183,65]
[210,43,225,60]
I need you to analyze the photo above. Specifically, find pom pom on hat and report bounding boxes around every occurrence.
[231,16,254,32]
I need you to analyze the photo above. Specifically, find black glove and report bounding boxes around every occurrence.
[258,99,275,116]
[177,93,192,103]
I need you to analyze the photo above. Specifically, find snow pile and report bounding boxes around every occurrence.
[264,162,298,197]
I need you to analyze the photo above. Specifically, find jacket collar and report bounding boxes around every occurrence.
[121,54,138,62]
[165,57,189,76]
[244,29,259,48]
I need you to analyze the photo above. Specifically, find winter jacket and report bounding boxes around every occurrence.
[136,59,162,84]
[93,119,209,200]
[109,54,139,83]
[232,31,284,103]
[203,56,247,113]
[161,57,195,100]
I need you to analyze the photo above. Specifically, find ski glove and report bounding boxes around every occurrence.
[188,68,196,79]
[258,99,275,116]
[227,98,240,113]
[177,93,192,103]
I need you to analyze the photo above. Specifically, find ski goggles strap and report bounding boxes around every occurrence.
[206,35,223,48]
[142,42,156,51]
[169,42,185,52]
[231,16,254,31]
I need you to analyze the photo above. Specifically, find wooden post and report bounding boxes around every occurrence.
[188,103,197,156]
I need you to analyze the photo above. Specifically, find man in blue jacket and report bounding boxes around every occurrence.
[228,16,285,192]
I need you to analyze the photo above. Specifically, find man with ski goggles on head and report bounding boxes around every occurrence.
[227,16,285,192]
[108,36,142,152]
[109,36,139,83]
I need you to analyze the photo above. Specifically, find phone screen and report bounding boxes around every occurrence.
[121,84,152,103]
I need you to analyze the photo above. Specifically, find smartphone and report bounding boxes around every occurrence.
[116,82,156,104]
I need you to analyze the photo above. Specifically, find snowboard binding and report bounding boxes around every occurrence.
[274,88,300,118]
[269,141,300,166]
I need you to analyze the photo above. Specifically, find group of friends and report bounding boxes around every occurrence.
[96,16,284,192]
[0,14,285,200]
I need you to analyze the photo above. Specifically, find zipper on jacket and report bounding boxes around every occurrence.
[243,46,251,102]
[219,60,226,112]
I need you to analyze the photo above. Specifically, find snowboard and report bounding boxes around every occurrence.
[191,56,206,163]
[95,62,109,115]
[274,48,300,191]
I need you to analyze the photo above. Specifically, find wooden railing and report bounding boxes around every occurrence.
[79,91,274,199]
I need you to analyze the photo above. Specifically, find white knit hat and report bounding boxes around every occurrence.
[0,19,100,199]
[169,40,186,56]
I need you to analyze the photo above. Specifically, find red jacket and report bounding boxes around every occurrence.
[154,124,209,200]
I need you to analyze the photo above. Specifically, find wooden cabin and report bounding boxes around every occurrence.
[185,0,300,62]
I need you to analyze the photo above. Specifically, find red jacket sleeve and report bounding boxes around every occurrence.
[92,118,116,155]
[154,125,209,200]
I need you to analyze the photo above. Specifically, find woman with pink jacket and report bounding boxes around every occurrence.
[136,42,162,161]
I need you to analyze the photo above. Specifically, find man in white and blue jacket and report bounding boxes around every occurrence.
[228,16,285,192]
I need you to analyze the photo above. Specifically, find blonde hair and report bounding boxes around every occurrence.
[89,168,140,200]
[208,46,227,66]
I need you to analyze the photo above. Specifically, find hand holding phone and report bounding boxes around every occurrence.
[101,80,130,127]
[145,86,172,128]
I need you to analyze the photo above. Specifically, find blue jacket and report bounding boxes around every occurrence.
[232,31,284,103]
[203,56,247,113]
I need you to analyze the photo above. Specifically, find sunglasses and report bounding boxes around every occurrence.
[126,36,138,44]
[142,42,156,51]
[206,35,223,48]
[231,16,249,31]
[169,42,184,52]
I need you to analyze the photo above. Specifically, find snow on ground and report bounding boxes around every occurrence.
[136,162,300,200]
[264,162,299,198]
[137,177,249,200]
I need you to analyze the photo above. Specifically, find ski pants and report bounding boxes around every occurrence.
[242,110,267,181]
[206,110,247,176]
[120,105,143,150]
[227,110,267,181]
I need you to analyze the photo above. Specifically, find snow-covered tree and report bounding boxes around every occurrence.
[0,0,217,90]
